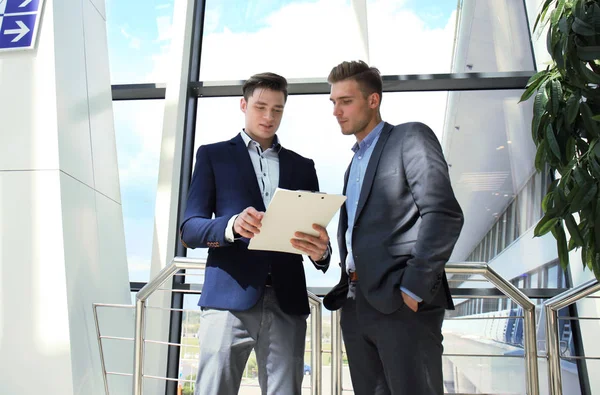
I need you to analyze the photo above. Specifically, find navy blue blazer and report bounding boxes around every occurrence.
[180,133,330,315]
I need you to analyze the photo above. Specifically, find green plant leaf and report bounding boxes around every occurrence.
[582,102,600,138]
[586,232,596,271]
[552,0,566,25]
[577,45,600,61]
[522,74,549,102]
[535,214,560,237]
[571,182,598,212]
[556,184,567,210]
[582,244,588,269]
[558,15,569,33]
[546,123,563,160]
[590,156,600,178]
[534,0,556,32]
[566,94,581,124]
[535,143,548,172]
[566,137,577,163]
[565,213,585,246]
[574,59,600,84]
[542,191,554,213]
[595,196,600,247]
[554,221,570,269]
[533,89,549,140]
[573,17,596,36]
[593,115,600,121]
[551,80,563,115]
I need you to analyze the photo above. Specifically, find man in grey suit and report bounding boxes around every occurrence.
[323,60,464,395]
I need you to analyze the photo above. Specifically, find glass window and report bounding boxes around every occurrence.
[199,0,534,81]
[106,0,175,83]
[370,0,534,74]
[547,264,558,288]
[530,272,539,288]
[114,100,164,282]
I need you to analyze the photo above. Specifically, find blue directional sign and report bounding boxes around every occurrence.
[0,0,44,52]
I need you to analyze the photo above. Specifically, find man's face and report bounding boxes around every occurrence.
[240,88,285,145]
[330,79,378,139]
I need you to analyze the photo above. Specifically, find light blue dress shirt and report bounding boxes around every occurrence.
[344,122,422,302]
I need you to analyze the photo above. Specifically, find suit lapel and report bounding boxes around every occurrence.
[277,147,293,190]
[342,161,351,195]
[229,134,266,211]
[354,122,394,222]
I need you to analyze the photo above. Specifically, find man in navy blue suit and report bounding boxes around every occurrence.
[180,72,331,395]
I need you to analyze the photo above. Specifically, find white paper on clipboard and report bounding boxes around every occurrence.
[248,188,346,255]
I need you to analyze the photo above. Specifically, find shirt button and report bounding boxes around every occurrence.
[263,173,266,176]
[266,192,269,196]
[358,156,362,159]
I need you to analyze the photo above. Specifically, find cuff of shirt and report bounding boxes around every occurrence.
[400,287,423,303]
[224,215,239,243]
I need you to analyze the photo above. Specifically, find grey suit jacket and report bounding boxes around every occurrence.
[324,122,464,314]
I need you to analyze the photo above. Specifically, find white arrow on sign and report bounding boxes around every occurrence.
[19,0,33,7]
[4,20,30,42]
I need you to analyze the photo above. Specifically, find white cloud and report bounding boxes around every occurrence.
[115,100,164,188]
[120,26,142,51]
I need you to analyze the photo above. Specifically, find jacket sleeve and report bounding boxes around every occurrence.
[179,145,231,249]
[399,123,464,303]
[305,159,331,273]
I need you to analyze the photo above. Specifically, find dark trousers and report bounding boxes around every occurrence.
[340,286,445,395]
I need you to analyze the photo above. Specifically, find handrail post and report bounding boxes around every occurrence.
[307,292,322,395]
[132,299,145,395]
[331,309,342,395]
[545,303,562,394]
[93,304,111,395]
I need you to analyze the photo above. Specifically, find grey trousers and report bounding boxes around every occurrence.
[194,288,307,395]
[341,286,445,395]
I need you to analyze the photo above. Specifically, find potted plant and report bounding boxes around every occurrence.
[520,0,600,280]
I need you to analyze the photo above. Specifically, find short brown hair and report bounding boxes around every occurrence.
[327,60,382,101]
[242,72,288,102]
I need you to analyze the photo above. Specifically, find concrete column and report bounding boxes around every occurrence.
[0,0,131,394]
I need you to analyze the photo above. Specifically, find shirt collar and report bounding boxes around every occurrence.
[241,129,281,151]
[351,121,385,153]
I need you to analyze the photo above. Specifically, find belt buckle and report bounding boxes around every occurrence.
[349,271,358,282]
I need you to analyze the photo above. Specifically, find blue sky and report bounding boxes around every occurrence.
[106,0,459,283]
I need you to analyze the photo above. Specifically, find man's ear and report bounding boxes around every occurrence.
[240,97,247,113]
[368,92,380,109]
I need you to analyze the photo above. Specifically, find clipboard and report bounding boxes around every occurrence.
[248,188,346,255]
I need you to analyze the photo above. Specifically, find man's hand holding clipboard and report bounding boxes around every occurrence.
[247,188,346,256]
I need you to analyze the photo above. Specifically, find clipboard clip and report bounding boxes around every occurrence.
[295,190,326,194]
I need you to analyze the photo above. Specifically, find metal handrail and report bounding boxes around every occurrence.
[133,257,207,395]
[329,262,540,395]
[544,278,600,395]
